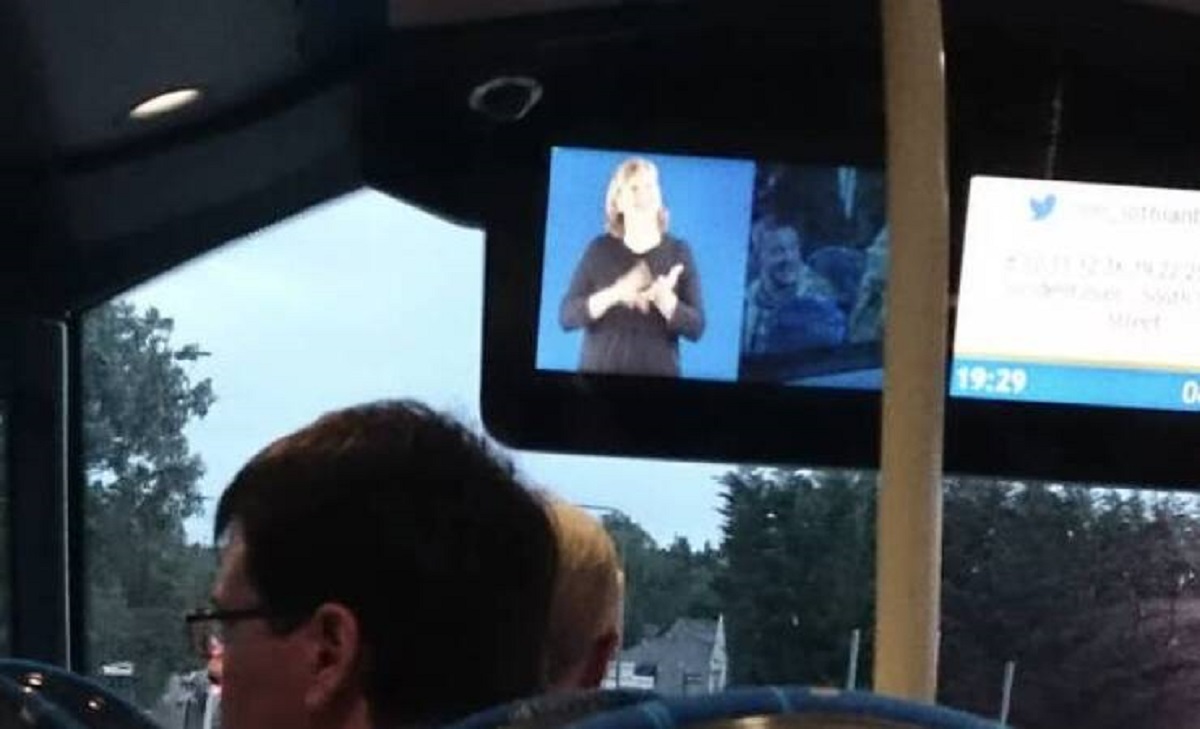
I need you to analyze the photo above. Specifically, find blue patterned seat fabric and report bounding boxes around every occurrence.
[558,687,1003,729]
[445,689,660,729]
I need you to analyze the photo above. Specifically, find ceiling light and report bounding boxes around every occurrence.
[468,76,542,123]
[130,88,203,120]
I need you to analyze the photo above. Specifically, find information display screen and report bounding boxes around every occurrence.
[952,175,1200,412]
[535,146,888,390]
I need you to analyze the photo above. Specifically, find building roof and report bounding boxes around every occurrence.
[620,618,721,695]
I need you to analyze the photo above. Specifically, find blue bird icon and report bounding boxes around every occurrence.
[1030,193,1057,221]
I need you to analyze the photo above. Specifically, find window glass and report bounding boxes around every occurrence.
[82,187,1200,729]
[81,300,216,707]
[939,477,1200,729]
[81,188,873,716]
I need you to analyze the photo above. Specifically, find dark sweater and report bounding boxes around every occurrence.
[560,234,705,376]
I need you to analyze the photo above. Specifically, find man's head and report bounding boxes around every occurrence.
[753,224,804,291]
[208,400,558,729]
[540,496,624,691]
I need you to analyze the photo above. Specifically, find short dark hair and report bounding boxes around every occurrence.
[214,400,557,725]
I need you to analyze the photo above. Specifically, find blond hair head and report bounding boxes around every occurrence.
[539,494,624,689]
[605,157,670,239]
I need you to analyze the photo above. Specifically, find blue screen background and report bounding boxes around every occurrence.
[535,147,756,380]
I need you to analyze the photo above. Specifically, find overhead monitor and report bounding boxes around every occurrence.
[944,174,1200,488]
[536,146,887,390]
[477,4,895,467]
[482,137,888,467]
[952,175,1200,413]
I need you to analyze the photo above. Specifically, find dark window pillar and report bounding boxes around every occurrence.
[4,318,70,665]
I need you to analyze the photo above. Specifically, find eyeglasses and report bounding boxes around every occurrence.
[184,606,276,660]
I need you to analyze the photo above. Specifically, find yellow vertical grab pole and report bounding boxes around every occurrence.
[874,0,950,702]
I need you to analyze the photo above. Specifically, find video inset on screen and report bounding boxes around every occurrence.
[741,163,887,387]
[535,146,888,390]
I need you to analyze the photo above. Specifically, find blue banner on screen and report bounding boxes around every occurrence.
[952,176,1200,413]
[950,359,1200,412]
[535,146,888,389]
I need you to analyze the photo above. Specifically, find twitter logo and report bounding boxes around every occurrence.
[1030,193,1057,221]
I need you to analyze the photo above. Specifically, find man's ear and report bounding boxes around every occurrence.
[579,630,621,689]
[303,603,364,713]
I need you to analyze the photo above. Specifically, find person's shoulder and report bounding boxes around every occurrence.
[659,233,687,248]
[585,233,620,254]
[663,235,696,258]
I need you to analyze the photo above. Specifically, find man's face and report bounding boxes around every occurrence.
[206,637,224,685]
[760,227,803,288]
[213,524,313,729]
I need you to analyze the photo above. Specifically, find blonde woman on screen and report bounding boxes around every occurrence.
[560,158,705,377]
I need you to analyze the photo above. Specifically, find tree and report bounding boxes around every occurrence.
[939,478,1200,729]
[714,467,1200,727]
[602,513,722,647]
[82,300,217,706]
[716,468,875,687]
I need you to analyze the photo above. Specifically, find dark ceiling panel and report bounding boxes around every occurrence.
[390,0,625,27]
[64,86,357,246]
[0,3,68,320]
[17,0,303,153]
[57,84,362,312]
[0,2,53,167]
[7,0,1200,321]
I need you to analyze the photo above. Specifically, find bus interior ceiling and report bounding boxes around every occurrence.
[2,0,1200,318]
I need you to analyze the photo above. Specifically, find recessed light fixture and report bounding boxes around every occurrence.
[130,87,203,120]
[467,76,543,123]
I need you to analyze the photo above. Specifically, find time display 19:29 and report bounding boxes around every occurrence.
[953,365,1029,396]
[950,361,1200,411]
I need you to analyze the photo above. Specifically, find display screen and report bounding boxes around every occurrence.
[535,146,889,389]
[952,175,1200,412]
